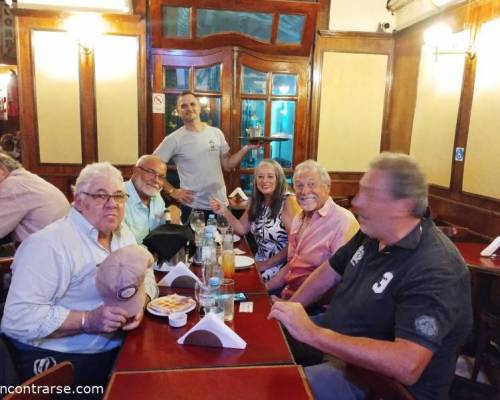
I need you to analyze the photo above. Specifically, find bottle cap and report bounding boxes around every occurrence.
[209,276,220,287]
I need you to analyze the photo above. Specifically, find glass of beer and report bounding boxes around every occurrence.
[221,249,235,279]
[219,279,235,322]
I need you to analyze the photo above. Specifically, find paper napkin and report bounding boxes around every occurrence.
[228,187,248,201]
[178,312,247,349]
[158,262,202,288]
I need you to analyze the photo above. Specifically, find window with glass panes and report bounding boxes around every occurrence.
[239,66,298,193]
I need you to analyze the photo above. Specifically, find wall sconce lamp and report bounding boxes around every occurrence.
[63,13,107,54]
[423,24,475,61]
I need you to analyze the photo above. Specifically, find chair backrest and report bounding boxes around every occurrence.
[4,362,74,400]
[345,364,415,400]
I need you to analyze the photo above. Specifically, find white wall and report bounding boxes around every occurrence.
[329,0,394,32]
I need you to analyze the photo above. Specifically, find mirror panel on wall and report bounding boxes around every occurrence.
[409,31,467,188]
[32,30,82,164]
[317,51,387,172]
[463,18,500,199]
[95,35,140,165]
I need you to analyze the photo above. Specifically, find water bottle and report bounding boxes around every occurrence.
[199,276,220,317]
[202,230,216,265]
[208,276,224,319]
[206,214,218,237]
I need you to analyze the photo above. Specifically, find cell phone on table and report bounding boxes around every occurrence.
[234,292,247,302]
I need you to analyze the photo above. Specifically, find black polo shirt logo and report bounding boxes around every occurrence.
[415,315,438,338]
[349,245,365,267]
[372,272,393,294]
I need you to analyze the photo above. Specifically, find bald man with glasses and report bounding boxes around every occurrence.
[124,155,167,243]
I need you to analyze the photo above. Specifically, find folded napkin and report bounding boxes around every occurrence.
[153,260,175,273]
[178,312,247,349]
[228,187,248,201]
[158,262,202,288]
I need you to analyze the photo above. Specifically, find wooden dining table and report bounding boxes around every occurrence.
[113,293,293,372]
[104,365,312,400]
[455,242,500,277]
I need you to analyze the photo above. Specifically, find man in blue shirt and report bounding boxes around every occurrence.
[124,155,167,243]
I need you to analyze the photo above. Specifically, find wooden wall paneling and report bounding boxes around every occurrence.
[150,0,319,57]
[386,30,420,153]
[79,46,97,166]
[310,31,393,199]
[14,11,145,195]
[15,13,85,179]
[390,0,500,238]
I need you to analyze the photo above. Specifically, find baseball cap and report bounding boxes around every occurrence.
[96,245,154,316]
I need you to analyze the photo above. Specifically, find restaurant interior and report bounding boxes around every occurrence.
[0,0,499,399]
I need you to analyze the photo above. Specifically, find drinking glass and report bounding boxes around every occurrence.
[222,227,234,251]
[217,214,229,236]
[219,279,235,322]
[221,249,235,279]
[189,210,205,233]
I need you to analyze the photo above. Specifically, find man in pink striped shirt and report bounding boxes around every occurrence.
[266,160,359,300]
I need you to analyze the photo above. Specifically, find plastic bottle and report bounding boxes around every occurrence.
[199,276,220,317]
[206,214,218,237]
[208,276,224,319]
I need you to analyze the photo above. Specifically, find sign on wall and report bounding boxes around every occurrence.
[0,3,16,64]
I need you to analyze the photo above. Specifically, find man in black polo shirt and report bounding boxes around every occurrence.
[269,152,472,400]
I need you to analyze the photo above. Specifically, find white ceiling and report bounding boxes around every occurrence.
[13,0,132,14]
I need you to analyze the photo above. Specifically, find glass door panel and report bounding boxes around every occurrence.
[195,65,221,92]
[242,66,268,94]
[164,67,189,89]
[272,74,297,96]
[271,100,295,168]
[241,99,266,168]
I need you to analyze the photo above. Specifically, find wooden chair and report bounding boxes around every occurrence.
[0,256,14,303]
[4,362,74,400]
[471,310,500,383]
[345,364,415,400]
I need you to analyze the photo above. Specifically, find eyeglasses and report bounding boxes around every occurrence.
[80,192,129,205]
[137,166,166,181]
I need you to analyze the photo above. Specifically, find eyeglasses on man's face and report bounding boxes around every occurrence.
[137,165,166,181]
[80,191,129,206]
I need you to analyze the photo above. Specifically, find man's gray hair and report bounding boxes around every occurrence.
[73,162,124,194]
[294,159,331,186]
[0,150,21,172]
[369,152,428,217]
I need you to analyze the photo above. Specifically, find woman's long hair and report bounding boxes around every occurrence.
[248,159,288,222]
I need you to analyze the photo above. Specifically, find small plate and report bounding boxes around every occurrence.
[147,295,196,317]
[235,255,254,269]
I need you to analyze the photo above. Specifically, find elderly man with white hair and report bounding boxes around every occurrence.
[266,159,359,300]
[124,154,167,243]
[1,162,158,396]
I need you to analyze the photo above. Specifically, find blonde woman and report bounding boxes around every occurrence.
[211,159,300,281]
